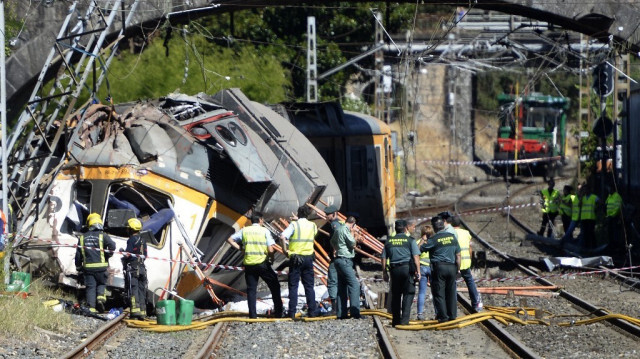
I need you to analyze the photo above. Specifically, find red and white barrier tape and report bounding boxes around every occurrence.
[422,156,561,166]
[359,264,640,284]
[409,201,540,224]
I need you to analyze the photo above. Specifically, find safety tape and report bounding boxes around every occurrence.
[409,201,540,224]
[14,235,294,276]
[12,235,639,285]
[358,264,640,284]
[422,156,561,166]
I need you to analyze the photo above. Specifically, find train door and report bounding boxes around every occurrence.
[346,144,380,225]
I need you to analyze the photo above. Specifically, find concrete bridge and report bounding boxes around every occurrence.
[6,0,640,109]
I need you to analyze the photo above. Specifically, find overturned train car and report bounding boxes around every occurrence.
[16,89,341,307]
[271,102,396,237]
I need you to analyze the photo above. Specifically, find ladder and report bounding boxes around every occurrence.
[3,0,140,239]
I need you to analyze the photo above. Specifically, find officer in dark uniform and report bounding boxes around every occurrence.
[420,216,460,323]
[75,213,116,313]
[123,218,148,320]
[382,220,420,326]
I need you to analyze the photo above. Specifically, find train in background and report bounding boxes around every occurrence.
[271,102,396,238]
[493,93,569,178]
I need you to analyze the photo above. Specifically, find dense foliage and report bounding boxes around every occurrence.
[98,2,418,104]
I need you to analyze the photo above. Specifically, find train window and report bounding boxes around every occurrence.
[228,122,248,145]
[105,182,174,249]
[350,146,368,190]
[61,181,92,234]
[215,125,237,146]
[384,137,389,164]
[196,218,236,265]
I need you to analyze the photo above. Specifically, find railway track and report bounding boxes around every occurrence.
[454,180,640,357]
[63,313,129,359]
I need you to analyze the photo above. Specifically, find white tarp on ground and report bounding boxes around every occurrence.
[541,256,614,271]
[224,282,377,314]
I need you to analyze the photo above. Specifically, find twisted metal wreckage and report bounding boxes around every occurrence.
[14,88,342,307]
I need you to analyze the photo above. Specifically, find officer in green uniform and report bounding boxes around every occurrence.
[382,220,420,326]
[420,216,461,323]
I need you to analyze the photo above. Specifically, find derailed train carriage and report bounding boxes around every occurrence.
[14,88,342,308]
[272,102,396,237]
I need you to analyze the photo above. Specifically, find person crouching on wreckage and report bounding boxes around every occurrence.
[75,213,116,313]
[122,218,148,320]
[227,213,284,319]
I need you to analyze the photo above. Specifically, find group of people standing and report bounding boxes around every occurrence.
[538,179,624,252]
[382,212,482,326]
[227,205,363,320]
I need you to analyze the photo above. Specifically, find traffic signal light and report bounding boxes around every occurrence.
[592,62,613,98]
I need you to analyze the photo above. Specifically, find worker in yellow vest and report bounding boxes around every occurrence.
[605,186,623,250]
[559,185,575,235]
[578,185,599,251]
[280,206,319,319]
[562,184,583,243]
[227,212,283,319]
[452,216,483,311]
[538,179,560,237]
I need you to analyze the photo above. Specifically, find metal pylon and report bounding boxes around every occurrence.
[2,0,140,237]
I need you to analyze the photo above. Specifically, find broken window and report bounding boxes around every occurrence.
[61,181,92,234]
[105,181,174,248]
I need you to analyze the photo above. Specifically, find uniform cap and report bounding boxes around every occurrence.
[87,213,103,227]
[324,205,338,214]
[127,218,142,231]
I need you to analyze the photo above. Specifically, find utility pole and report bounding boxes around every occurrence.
[1,0,9,284]
[374,12,384,121]
[306,16,318,102]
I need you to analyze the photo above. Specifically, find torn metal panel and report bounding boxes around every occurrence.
[209,89,342,210]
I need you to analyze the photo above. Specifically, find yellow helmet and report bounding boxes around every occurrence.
[127,218,142,231]
[87,213,103,227]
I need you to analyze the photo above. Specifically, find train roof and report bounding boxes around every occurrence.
[271,102,390,137]
[498,93,570,108]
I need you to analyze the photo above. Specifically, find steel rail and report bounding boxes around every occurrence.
[195,322,227,359]
[456,184,640,339]
[356,265,397,359]
[456,292,540,359]
[63,312,128,359]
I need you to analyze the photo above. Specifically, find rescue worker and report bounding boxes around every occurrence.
[330,207,362,319]
[605,186,623,250]
[416,225,434,321]
[227,213,283,319]
[559,185,575,235]
[75,213,116,313]
[280,205,319,319]
[562,184,583,243]
[538,179,560,237]
[382,220,420,326]
[122,218,148,320]
[420,216,461,323]
[578,185,598,251]
[0,207,6,251]
[451,216,482,311]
